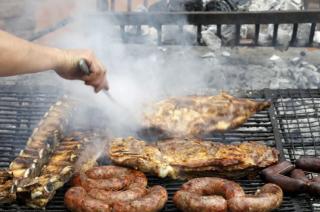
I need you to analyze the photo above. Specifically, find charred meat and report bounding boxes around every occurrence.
[143,92,271,138]
[9,97,75,181]
[109,137,279,179]
[21,132,101,208]
[0,169,16,204]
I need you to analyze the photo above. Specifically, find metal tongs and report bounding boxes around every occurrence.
[78,59,117,103]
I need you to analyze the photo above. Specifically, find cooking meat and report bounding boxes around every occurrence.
[21,132,99,208]
[0,169,16,204]
[228,183,283,212]
[112,186,168,212]
[173,177,283,212]
[173,177,245,212]
[296,156,320,173]
[65,187,111,212]
[143,92,271,138]
[109,137,279,179]
[9,97,75,181]
[65,166,167,212]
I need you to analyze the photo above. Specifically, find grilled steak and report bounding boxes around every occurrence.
[143,92,271,138]
[109,137,279,179]
[0,169,16,204]
[10,96,75,181]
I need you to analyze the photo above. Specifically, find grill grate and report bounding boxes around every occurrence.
[0,87,319,211]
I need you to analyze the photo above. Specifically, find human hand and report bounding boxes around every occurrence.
[54,49,108,93]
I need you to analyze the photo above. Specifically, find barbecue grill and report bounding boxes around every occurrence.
[0,85,319,211]
[2,0,320,211]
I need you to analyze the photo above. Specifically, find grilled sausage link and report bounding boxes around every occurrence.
[173,177,245,212]
[64,187,111,212]
[296,156,320,172]
[228,183,283,212]
[112,186,168,212]
[264,173,308,193]
[290,169,310,183]
[261,161,294,176]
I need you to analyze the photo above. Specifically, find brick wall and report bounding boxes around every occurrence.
[0,0,77,39]
[0,0,157,39]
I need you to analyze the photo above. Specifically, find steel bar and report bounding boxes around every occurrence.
[98,11,320,25]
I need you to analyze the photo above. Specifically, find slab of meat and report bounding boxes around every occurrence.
[143,92,271,138]
[109,137,279,179]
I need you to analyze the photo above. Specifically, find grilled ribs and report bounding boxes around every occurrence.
[10,96,75,181]
[143,92,271,138]
[0,169,16,204]
[23,132,100,208]
[109,137,279,179]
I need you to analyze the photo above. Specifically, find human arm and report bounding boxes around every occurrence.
[0,30,108,92]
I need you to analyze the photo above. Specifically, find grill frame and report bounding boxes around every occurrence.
[0,86,320,211]
[103,10,320,47]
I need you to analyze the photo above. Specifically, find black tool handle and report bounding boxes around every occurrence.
[78,59,92,75]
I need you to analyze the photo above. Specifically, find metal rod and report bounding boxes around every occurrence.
[290,23,298,46]
[309,23,316,46]
[272,24,279,46]
[254,24,260,45]
[217,24,222,38]
[197,25,202,44]
[100,11,320,25]
[235,24,241,45]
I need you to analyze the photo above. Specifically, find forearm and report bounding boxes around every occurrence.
[0,30,63,76]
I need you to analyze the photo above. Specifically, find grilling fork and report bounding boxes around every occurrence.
[78,59,117,103]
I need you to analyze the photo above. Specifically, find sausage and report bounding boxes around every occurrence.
[64,187,111,212]
[87,171,148,204]
[296,156,320,172]
[264,173,308,193]
[112,186,168,212]
[261,161,294,176]
[180,177,245,199]
[173,177,245,212]
[85,165,130,179]
[178,190,228,212]
[174,190,227,212]
[309,182,320,196]
[65,166,167,212]
[312,176,320,183]
[290,169,309,183]
[78,166,140,191]
[228,183,283,212]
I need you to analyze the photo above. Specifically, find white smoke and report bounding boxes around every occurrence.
[32,1,222,137]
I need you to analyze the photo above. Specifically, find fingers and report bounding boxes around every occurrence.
[82,58,108,93]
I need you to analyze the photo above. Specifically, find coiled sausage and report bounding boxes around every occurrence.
[65,166,167,212]
[173,178,283,212]
[228,184,283,212]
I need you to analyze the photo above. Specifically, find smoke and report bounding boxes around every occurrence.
[34,1,223,138]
